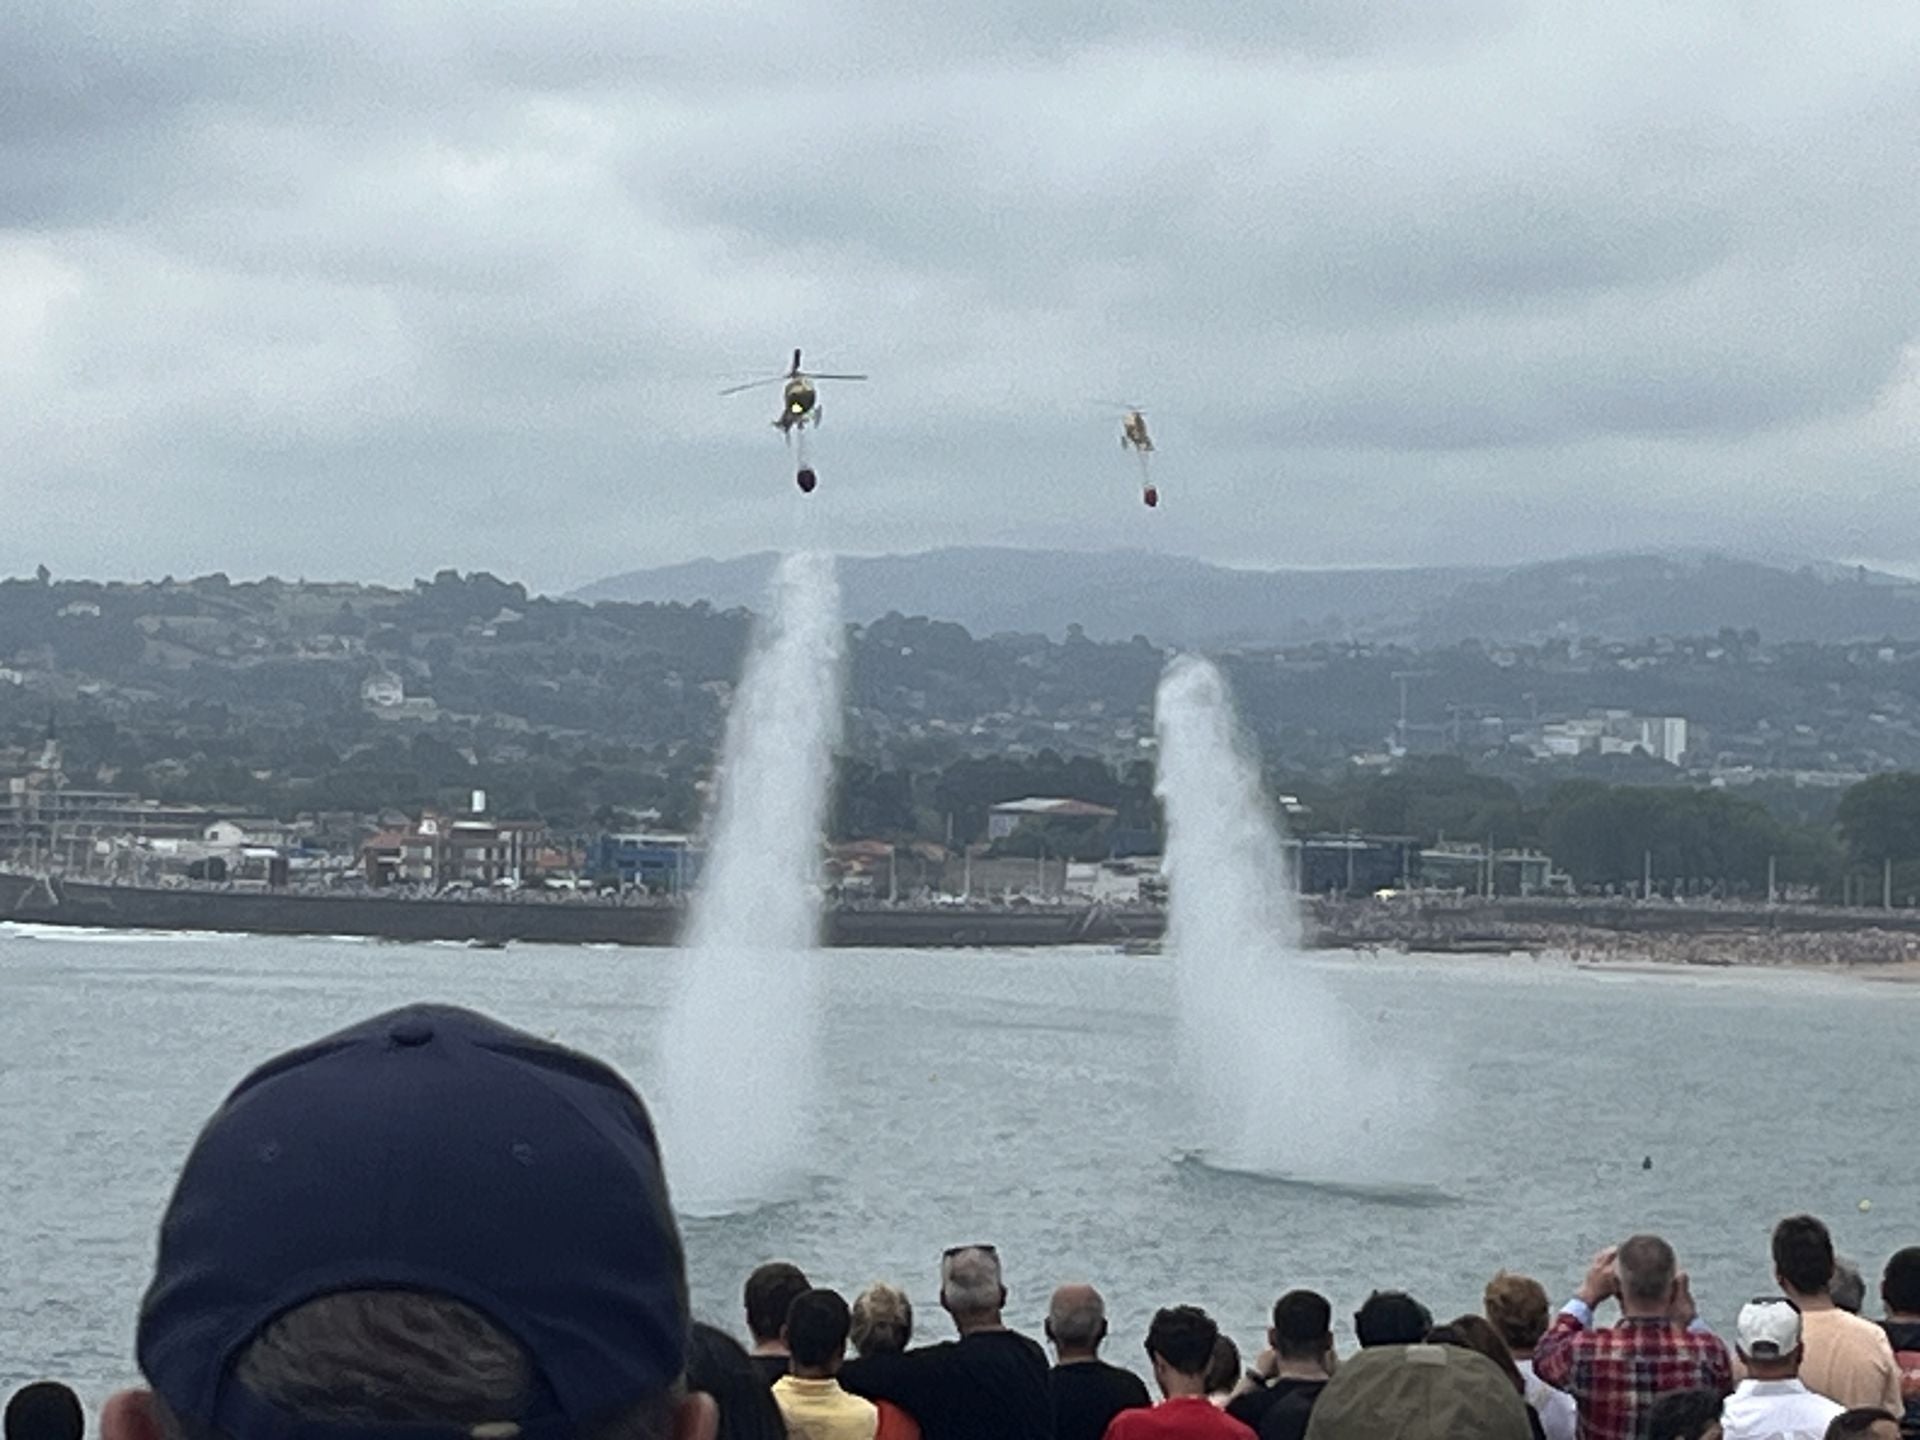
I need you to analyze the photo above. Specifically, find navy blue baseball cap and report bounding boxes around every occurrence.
[137,1003,689,1439]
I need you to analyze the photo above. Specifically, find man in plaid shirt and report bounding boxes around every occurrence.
[1532,1235,1733,1440]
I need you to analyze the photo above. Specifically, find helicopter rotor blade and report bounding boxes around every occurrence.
[809,373,868,382]
[718,375,788,396]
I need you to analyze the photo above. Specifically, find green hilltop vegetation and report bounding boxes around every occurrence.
[8,566,1920,897]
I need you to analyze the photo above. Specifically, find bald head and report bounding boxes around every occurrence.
[940,1246,1006,1330]
[1047,1284,1108,1358]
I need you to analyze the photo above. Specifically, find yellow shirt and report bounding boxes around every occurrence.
[773,1375,880,1440]
[1799,1308,1905,1415]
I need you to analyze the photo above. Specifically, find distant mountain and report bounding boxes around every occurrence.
[571,548,1920,647]
[1413,553,1920,645]
[570,548,1490,646]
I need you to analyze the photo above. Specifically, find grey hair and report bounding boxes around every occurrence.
[940,1248,1004,1319]
[1832,1257,1866,1314]
[161,1290,675,1440]
[1047,1292,1106,1350]
[1617,1235,1677,1306]
[850,1284,913,1356]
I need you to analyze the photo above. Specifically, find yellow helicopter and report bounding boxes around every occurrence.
[1094,400,1159,507]
[720,349,867,493]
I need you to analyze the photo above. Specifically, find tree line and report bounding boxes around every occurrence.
[832,752,1920,901]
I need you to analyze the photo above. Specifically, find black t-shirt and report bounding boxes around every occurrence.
[749,1352,788,1388]
[841,1329,1054,1440]
[1226,1379,1328,1440]
[1050,1359,1152,1440]
[1882,1319,1920,1439]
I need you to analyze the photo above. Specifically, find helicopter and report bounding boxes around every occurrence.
[720,349,867,493]
[1095,401,1159,507]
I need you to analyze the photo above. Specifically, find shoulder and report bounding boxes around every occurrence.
[1826,1312,1898,1351]
[1013,1330,1050,1360]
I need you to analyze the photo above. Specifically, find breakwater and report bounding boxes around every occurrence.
[6,871,1920,962]
[0,872,1160,948]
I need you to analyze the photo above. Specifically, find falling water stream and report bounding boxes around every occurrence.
[1154,653,1434,1188]
[654,551,845,1215]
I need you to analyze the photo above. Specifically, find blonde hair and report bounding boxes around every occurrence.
[1483,1271,1551,1352]
[850,1283,913,1356]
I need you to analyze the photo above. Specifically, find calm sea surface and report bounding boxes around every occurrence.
[2,925,1914,1409]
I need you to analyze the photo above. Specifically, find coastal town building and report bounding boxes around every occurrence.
[594,831,704,892]
[986,796,1119,841]
[1528,711,1690,765]
[361,809,546,889]
[0,729,213,861]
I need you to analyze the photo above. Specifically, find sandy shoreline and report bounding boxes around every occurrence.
[1394,935,1920,982]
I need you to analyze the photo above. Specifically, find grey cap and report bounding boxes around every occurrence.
[1305,1343,1532,1440]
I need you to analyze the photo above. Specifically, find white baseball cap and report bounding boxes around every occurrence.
[1737,1298,1803,1359]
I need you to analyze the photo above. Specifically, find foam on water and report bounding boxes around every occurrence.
[1153,653,1434,1186]
[653,552,844,1217]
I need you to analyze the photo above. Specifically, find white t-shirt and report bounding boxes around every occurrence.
[1721,1377,1844,1440]
[1517,1357,1577,1440]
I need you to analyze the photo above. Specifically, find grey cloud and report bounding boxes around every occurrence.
[2,0,1918,591]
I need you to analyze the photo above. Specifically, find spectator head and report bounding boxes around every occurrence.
[1204,1334,1241,1398]
[1773,1215,1836,1300]
[1143,1307,1219,1397]
[1832,1258,1866,1315]
[1646,1388,1725,1440]
[685,1325,786,1440]
[940,1246,1005,1328]
[1354,1291,1432,1348]
[1826,1412,1901,1440]
[1302,1343,1532,1439]
[1271,1290,1334,1365]
[1880,1248,1920,1319]
[1735,1298,1803,1379]
[849,1284,913,1357]
[1426,1315,1525,1398]
[1482,1272,1551,1356]
[1618,1234,1680,1312]
[103,1003,714,1440]
[5,1384,84,1440]
[1045,1284,1108,1359]
[784,1290,851,1378]
[744,1264,810,1348]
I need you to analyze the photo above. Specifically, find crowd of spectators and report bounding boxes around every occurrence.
[5,1002,1915,1440]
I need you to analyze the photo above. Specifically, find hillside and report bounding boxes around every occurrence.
[14,566,1920,829]
[573,548,1920,647]
[570,548,1488,645]
[1415,553,1920,646]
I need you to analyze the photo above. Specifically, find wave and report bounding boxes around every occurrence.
[1172,1150,1458,1208]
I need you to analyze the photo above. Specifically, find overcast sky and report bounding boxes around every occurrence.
[3,0,1917,593]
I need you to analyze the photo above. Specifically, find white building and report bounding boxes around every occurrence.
[1534,711,1688,765]
[361,672,406,708]
[986,796,1119,841]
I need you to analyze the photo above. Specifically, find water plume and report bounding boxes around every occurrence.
[1153,653,1429,1185]
[655,551,844,1216]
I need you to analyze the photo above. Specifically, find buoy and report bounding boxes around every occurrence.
[1860,1199,1873,1213]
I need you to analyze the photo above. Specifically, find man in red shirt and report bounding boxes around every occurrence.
[1104,1307,1253,1440]
[1532,1235,1733,1440]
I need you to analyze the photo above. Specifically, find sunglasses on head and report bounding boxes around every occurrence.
[944,1244,999,1260]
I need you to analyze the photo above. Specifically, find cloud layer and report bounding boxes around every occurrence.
[3,0,1917,589]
